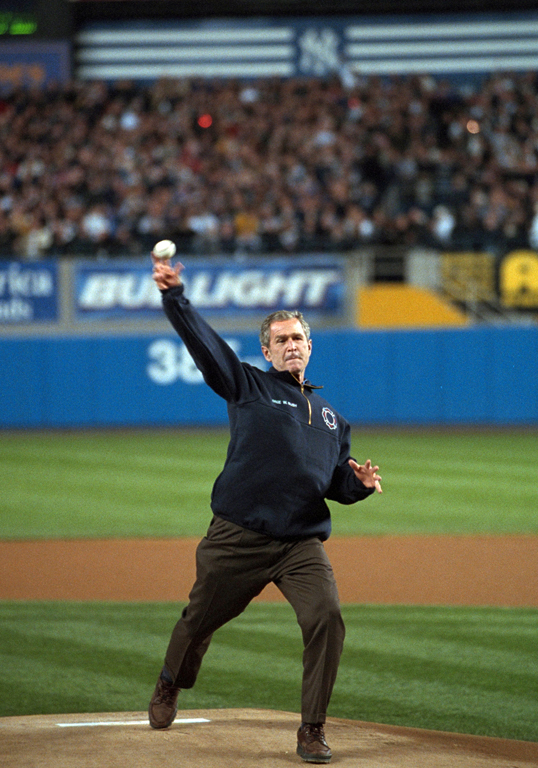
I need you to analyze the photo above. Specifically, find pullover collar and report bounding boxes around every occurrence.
[268,366,323,390]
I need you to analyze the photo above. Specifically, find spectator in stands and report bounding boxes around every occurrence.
[1,71,538,259]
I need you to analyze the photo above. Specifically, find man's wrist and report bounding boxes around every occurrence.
[161,283,184,295]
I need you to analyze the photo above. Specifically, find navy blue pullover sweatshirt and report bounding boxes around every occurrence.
[162,284,374,541]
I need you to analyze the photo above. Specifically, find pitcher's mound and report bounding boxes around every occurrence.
[1,708,537,767]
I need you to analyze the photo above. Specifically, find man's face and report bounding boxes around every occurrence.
[262,318,312,381]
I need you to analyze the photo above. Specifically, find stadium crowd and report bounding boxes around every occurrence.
[1,70,538,259]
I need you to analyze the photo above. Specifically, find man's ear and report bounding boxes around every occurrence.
[261,346,271,362]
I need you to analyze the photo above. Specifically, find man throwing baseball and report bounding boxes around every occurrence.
[149,253,382,764]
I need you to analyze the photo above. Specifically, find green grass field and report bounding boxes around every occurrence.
[1,428,537,740]
[1,602,536,742]
[2,428,537,538]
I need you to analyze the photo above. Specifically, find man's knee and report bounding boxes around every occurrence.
[298,594,345,640]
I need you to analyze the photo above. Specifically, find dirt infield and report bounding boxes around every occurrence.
[1,534,537,605]
[1,709,537,768]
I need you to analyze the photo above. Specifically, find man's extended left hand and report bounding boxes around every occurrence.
[349,459,382,493]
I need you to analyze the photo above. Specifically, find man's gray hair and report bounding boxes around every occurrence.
[259,310,311,348]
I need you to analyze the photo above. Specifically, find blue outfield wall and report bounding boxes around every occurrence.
[1,325,537,428]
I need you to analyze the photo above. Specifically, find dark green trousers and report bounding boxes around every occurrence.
[163,515,345,724]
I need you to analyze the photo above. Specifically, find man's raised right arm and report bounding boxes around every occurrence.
[152,257,253,403]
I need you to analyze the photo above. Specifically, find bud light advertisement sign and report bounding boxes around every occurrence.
[74,257,345,320]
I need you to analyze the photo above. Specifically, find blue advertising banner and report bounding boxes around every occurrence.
[0,41,70,88]
[0,261,59,323]
[75,257,345,320]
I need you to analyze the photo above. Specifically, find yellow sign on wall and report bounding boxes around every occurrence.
[499,250,538,308]
[441,253,495,302]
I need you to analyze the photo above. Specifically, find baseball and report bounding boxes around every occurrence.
[152,239,176,260]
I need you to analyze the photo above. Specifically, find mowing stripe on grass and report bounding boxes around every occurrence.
[2,428,538,538]
[1,602,537,742]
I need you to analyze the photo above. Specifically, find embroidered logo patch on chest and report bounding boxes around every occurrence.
[321,407,337,430]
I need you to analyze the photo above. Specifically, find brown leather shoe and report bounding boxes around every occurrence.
[296,723,332,763]
[148,674,180,729]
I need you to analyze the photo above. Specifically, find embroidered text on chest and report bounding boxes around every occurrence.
[272,399,298,408]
